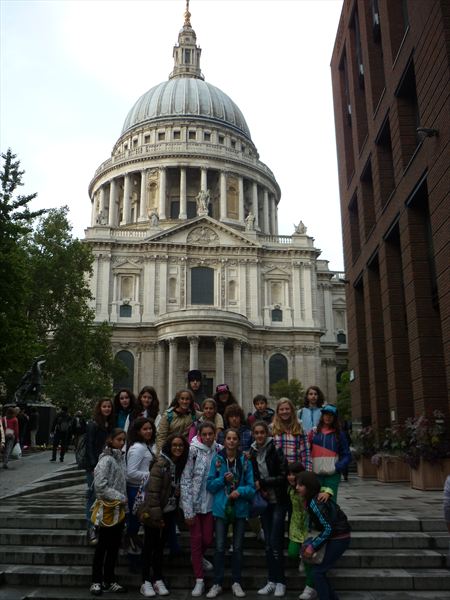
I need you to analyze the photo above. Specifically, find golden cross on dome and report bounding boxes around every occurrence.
[184,0,191,27]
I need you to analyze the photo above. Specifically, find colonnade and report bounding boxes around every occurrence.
[92,165,278,234]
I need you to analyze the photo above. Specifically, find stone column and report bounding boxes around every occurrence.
[215,337,225,386]
[138,170,147,221]
[108,179,117,227]
[189,336,199,370]
[201,167,208,191]
[303,263,313,326]
[238,176,244,224]
[270,196,277,234]
[142,258,156,322]
[168,338,178,403]
[233,340,242,404]
[179,167,187,219]
[98,254,110,321]
[220,171,227,220]
[98,186,106,223]
[122,174,131,224]
[241,344,251,413]
[157,341,167,407]
[159,168,166,220]
[263,189,270,234]
[91,196,96,227]
[252,181,259,228]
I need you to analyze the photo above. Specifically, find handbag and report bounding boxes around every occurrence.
[249,491,268,518]
[301,533,327,564]
[91,499,125,527]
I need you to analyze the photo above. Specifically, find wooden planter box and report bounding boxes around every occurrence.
[410,458,450,491]
[356,456,378,478]
[376,455,410,483]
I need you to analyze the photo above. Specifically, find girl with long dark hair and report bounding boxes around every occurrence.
[297,386,325,434]
[113,388,136,430]
[156,389,200,452]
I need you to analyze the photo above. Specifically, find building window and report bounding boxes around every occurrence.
[360,158,376,239]
[271,308,283,322]
[375,117,395,209]
[188,130,196,140]
[228,280,237,302]
[170,200,180,219]
[173,130,181,140]
[395,58,420,168]
[337,331,347,344]
[119,304,132,317]
[168,277,177,301]
[231,139,236,149]
[191,267,214,305]
[114,350,134,392]
[184,49,191,63]
[132,138,138,148]
[124,143,128,150]
[187,201,197,219]
[269,354,288,387]
[204,131,211,142]
[144,134,150,144]
[158,131,165,141]
[348,193,361,262]
[364,0,386,111]
[339,51,355,183]
[387,0,409,61]
[219,135,225,144]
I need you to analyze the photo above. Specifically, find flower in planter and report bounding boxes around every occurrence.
[352,426,377,459]
[404,410,449,469]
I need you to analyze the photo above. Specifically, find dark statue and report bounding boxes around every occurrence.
[14,355,46,404]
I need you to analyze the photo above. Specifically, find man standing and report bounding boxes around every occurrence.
[50,407,72,462]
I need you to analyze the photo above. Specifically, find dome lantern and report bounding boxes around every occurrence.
[169,0,204,81]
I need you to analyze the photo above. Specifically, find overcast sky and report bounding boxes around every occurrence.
[1,0,344,271]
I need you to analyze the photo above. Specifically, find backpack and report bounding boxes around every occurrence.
[75,433,88,469]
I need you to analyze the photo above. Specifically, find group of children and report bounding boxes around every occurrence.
[84,378,352,600]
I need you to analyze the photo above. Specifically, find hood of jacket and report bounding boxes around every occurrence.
[250,436,273,453]
[192,436,219,454]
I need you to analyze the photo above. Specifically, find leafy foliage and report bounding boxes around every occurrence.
[403,410,449,468]
[352,426,377,458]
[270,378,304,407]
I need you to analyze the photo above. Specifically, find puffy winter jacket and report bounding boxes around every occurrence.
[138,453,178,527]
[206,449,255,519]
[309,428,351,475]
[180,437,222,519]
[156,408,200,452]
[94,447,127,505]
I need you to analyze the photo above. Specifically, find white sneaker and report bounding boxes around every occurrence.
[256,529,265,542]
[231,583,246,598]
[274,584,286,597]
[141,581,156,598]
[154,580,170,596]
[202,556,214,571]
[258,582,276,595]
[206,585,222,598]
[192,579,205,597]
[298,586,318,600]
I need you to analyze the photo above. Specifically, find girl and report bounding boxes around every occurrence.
[181,421,222,597]
[131,386,161,430]
[90,428,128,596]
[156,389,200,451]
[296,472,351,600]
[218,405,252,452]
[2,407,19,469]
[297,387,325,435]
[249,421,288,597]
[85,398,114,544]
[113,388,136,430]
[206,428,255,599]
[213,384,238,417]
[125,417,157,554]
[309,405,351,500]
[189,398,224,442]
[271,398,311,470]
[139,434,189,598]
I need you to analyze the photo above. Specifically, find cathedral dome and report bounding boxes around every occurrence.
[121,77,251,140]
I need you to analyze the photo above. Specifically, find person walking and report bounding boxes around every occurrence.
[89,428,128,596]
[249,421,288,597]
[85,398,114,545]
[296,472,351,600]
[181,421,222,597]
[50,406,72,462]
[206,428,255,598]
[138,434,189,598]
[2,407,18,469]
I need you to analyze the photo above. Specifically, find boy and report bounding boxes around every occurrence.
[247,394,275,427]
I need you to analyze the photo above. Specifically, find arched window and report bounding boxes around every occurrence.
[114,350,134,392]
[271,308,283,322]
[269,353,288,387]
[191,267,214,305]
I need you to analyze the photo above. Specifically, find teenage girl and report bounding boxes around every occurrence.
[296,472,351,600]
[156,389,200,451]
[90,428,128,596]
[125,417,157,554]
[271,398,311,470]
[85,398,114,544]
[181,421,222,597]
[308,405,351,500]
[189,398,224,442]
[213,384,238,417]
[113,388,136,430]
[249,421,288,597]
[130,386,161,430]
[297,386,325,435]
[206,428,255,599]
[139,434,189,598]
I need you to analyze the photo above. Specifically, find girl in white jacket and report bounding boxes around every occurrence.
[181,421,222,597]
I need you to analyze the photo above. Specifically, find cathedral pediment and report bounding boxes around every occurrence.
[263,266,291,277]
[112,258,143,273]
[144,217,260,248]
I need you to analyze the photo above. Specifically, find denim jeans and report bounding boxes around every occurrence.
[126,484,141,536]
[214,517,246,585]
[260,502,287,584]
[312,537,351,599]
[86,471,96,526]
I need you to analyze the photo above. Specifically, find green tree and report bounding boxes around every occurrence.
[336,370,351,420]
[0,149,46,391]
[270,378,304,407]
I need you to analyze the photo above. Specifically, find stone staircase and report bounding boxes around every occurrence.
[0,472,449,600]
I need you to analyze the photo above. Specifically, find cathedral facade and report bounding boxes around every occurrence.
[85,6,347,412]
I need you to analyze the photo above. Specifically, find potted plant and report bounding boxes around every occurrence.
[352,426,378,478]
[371,424,410,483]
[404,410,450,490]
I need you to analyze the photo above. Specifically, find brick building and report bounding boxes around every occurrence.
[331,0,449,427]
